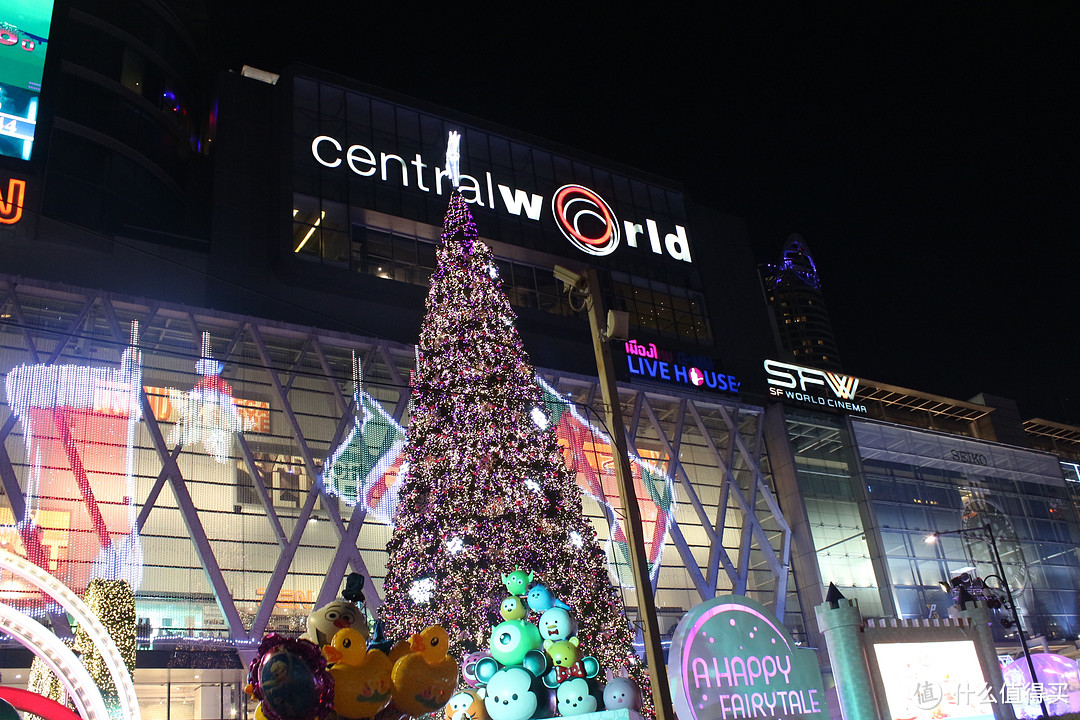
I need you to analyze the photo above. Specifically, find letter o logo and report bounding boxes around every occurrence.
[551,184,620,257]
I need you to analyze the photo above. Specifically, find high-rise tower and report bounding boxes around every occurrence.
[761,234,843,371]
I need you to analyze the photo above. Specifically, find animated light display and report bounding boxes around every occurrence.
[538,377,675,588]
[0,547,140,719]
[168,331,242,463]
[380,143,653,716]
[324,352,407,521]
[4,322,144,596]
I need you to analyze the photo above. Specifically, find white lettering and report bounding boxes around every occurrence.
[312,135,342,168]
[666,224,692,262]
[411,154,430,191]
[347,145,376,176]
[624,221,644,248]
[458,174,484,205]
[498,185,544,220]
[645,218,664,254]
[380,153,409,185]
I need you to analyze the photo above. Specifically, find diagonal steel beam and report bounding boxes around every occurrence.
[139,392,253,662]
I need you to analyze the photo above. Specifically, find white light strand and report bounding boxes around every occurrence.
[446,131,461,189]
[0,548,141,719]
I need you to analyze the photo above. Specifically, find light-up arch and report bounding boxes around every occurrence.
[0,548,140,719]
[0,602,110,720]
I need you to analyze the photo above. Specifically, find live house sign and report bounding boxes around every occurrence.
[624,339,740,393]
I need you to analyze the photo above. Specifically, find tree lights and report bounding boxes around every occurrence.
[380,175,653,716]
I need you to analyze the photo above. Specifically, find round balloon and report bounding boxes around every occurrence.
[248,634,333,720]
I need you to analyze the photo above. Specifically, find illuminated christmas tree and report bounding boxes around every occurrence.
[381,137,652,716]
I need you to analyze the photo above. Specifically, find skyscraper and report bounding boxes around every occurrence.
[761,233,843,371]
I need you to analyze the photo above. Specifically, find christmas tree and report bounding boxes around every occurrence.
[381,136,652,716]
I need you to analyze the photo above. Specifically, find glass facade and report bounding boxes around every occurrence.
[0,275,794,715]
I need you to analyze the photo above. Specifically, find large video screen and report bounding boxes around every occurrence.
[873,640,994,719]
[1,0,55,161]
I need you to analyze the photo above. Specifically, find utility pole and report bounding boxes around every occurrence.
[566,266,675,720]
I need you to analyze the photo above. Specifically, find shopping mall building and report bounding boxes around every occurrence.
[2,2,1080,717]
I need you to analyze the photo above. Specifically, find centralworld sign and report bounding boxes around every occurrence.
[668,594,827,720]
[309,134,693,264]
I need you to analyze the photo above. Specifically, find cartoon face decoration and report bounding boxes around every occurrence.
[557,679,596,716]
[500,596,527,621]
[538,608,574,641]
[461,651,494,688]
[446,689,486,720]
[484,668,538,720]
[489,620,543,667]
[543,637,580,668]
[304,600,364,648]
[526,584,567,613]
[603,678,638,711]
[501,569,534,596]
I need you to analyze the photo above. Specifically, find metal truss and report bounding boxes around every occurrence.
[0,275,793,664]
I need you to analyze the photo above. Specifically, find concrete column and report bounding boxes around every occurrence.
[815,597,878,720]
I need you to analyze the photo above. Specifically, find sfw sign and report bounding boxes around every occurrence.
[764,359,867,414]
[668,594,826,719]
[624,339,740,393]
[310,135,692,263]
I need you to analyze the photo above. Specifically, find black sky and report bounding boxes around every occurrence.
[211,4,1080,423]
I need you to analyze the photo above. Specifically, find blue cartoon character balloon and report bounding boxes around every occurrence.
[556,678,597,716]
[489,619,543,667]
[484,667,537,720]
[538,608,574,642]
[501,569,533,597]
[526,584,569,613]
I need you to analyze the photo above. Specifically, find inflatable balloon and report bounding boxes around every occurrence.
[305,599,367,649]
[484,667,537,720]
[603,677,639,711]
[247,635,333,720]
[461,651,494,688]
[489,619,542,667]
[325,628,393,719]
[501,569,533,596]
[525,585,569,613]
[556,678,596,716]
[537,608,574,642]
[445,689,487,720]
[499,596,528,621]
[391,626,459,717]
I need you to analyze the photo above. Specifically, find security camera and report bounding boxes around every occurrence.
[553,265,585,289]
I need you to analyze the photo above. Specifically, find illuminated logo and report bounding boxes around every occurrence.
[551,184,620,257]
[0,178,26,224]
[764,359,866,412]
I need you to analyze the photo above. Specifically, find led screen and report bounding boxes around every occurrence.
[0,0,54,161]
[874,640,993,719]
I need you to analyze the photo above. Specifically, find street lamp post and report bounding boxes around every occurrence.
[554,265,675,720]
[927,524,1047,717]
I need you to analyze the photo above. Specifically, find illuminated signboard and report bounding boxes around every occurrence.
[0,177,26,224]
[873,641,993,719]
[764,359,867,414]
[1,0,55,161]
[624,339,740,393]
[307,107,693,264]
[668,594,826,720]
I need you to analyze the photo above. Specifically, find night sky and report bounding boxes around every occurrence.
[211,4,1079,423]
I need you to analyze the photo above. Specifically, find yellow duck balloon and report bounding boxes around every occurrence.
[391,625,459,717]
[324,627,394,720]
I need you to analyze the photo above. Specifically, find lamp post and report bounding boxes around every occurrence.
[926,524,1047,716]
[554,265,675,720]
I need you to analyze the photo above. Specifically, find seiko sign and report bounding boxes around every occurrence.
[764,359,867,413]
[310,135,692,263]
